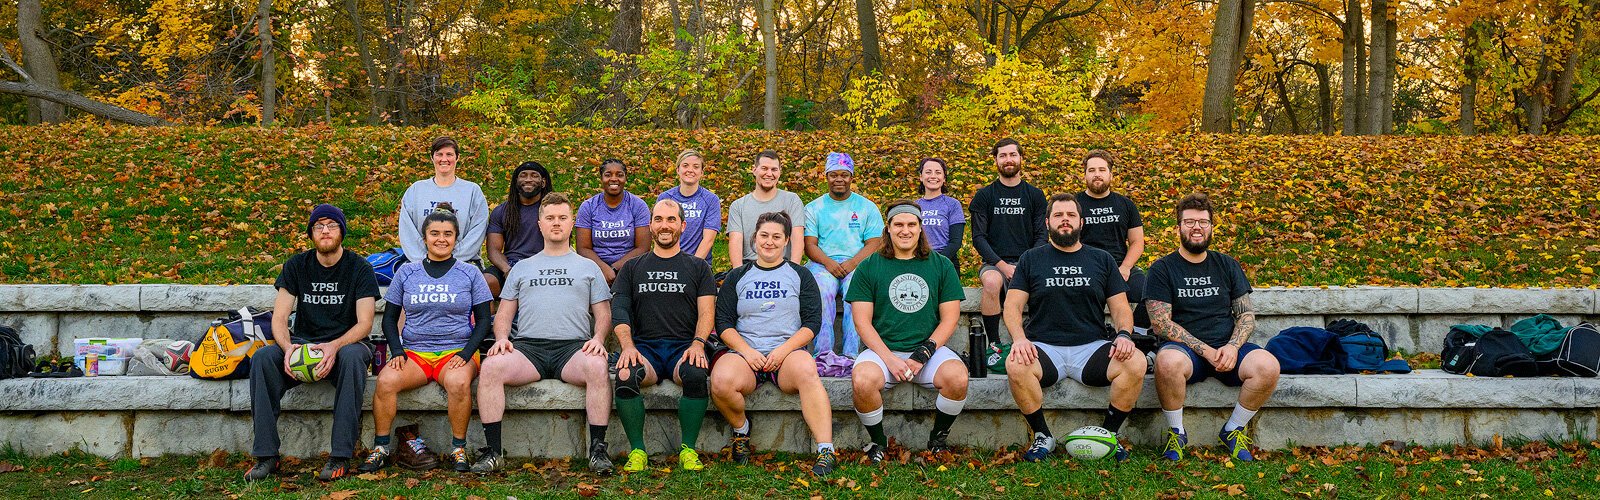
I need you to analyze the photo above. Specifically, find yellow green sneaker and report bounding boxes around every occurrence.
[622,449,648,472]
[678,444,704,471]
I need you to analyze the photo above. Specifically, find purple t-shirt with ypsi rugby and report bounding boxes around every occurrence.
[917,195,965,252]
[577,192,650,265]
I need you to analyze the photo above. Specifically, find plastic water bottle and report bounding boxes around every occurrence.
[968,316,987,378]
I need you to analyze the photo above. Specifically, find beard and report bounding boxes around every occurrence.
[653,228,681,249]
[314,237,342,255]
[519,184,542,199]
[1180,233,1211,254]
[1048,226,1080,247]
[1087,179,1110,196]
[998,163,1021,178]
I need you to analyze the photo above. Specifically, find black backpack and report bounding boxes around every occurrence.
[1442,326,1539,377]
[1550,323,1600,377]
[0,325,37,380]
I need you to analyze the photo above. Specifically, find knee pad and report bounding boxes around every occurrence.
[615,362,645,399]
[678,362,710,399]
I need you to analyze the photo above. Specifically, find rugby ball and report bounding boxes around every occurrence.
[1062,425,1118,460]
[287,345,326,382]
[164,340,195,372]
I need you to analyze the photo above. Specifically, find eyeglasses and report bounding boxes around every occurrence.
[312,223,341,233]
[1180,219,1212,228]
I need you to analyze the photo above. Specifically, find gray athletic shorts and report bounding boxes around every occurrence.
[854,347,962,390]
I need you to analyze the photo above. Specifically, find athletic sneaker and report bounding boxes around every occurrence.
[678,444,705,471]
[243,457,278,481]
[862,442,886,465]
[729,432,752,464]
[811,448,837,477]
[1113,441,1132,462]
[589,439,614,474]
[927,431,952,454]
[450,446,471,472]
[357,445,391,473]
[469,448,504,473]
[1220,427,1255,461]
[317,458,351,482]
[1161,428,1188,461]
[1022,432,1055,462]
[622,449,648,472]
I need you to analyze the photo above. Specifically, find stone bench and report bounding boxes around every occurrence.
[1,285,1595,360]
[4,370,1598,458]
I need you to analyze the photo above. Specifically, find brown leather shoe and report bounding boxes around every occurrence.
[392,424,439,471]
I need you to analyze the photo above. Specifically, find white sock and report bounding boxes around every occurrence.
[733,419,750,435]
[935,395,966,415]
[1163,408,1185,434]
[1226,404,1258,431]
[818,442,834,453]
[855,406,884,426]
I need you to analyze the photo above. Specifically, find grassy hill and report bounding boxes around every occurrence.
[2,125,1595,286]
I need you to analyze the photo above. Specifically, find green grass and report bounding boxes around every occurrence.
[1,442,1595,498]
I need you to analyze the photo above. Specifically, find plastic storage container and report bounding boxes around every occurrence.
[74,338,143,357]
[74,354,130,376]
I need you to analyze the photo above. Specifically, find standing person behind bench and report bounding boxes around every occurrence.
[485,161,551,299]
[576,159,650,283]
[1146,193,1280,462]
[398,137,491,284]
[1004,194,1142,463]
[360,203,492,474]
[1074,149,1149,329]
[710,211,836,476]
[245,204,379,482]
[656,149,722,262]
[727,150,806,267]
[848,201,967,461]
[611,199,718,472]
[803,152,884,358]
[915,158,965,269]
[970,138,1047,346]
[471,192,615,474]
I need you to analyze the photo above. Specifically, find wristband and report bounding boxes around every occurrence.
[909,340,936,364]
[1117,330,1133,341]
[692,337,713,347]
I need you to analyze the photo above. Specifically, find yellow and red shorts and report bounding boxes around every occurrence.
[404,348,480,382]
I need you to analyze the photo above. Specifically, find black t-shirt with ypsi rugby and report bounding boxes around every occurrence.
[1144,251,1252,348]
[1073,192,1143,264]
[611,251,717,341]
[274,249,382,343]
[1008,244,1128,347]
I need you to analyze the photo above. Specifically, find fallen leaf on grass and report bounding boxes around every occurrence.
[576,483,599,497]
[356,471,393,481]
[0,463,22,473]
[323,490,359,500]
[404,478,419,488]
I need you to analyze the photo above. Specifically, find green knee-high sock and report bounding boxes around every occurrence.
[617,395,646,451]
[678,396,709,449]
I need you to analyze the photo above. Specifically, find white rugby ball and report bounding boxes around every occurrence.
[1062,425,1118,460]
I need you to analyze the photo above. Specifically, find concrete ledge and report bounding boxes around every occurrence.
[139,285,277,312]
[0,285,139,312]
[1417,288,1594,315]
[1253,287,1418,315]
[4,370,1595,413]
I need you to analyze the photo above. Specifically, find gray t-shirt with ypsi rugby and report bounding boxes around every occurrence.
[500,251,612,341]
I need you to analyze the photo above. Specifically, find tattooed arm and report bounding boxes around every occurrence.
[1227,294,1257,347]
[1147,299,1211,354]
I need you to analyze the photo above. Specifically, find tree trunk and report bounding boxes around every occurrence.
[1201,0,1253,132]
[1382,15,1396,132]
[0,81,170,125]
[1275,68,1301,134]
[1544,0,1594,132]
[1340,0,1362,135]
[1526,55,1549,135]
[1313,63,1333,134]
[17,0,65,123]
[258,0,276,126]
[605,0,643,120]
[856,0,881,74]
[1459,22,1482,135]
[1364,0,1389,135]
[761,0,778,130]
[345,0,382,124]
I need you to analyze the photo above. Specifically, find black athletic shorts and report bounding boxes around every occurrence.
[513,338,587,379]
